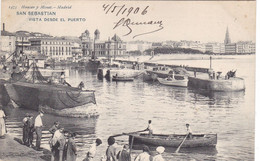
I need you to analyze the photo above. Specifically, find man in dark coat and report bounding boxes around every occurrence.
[22,113,29,145]
[66,132,77,161]
[27,114,34,147]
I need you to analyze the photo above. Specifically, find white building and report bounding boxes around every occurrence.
[0,24,16,54]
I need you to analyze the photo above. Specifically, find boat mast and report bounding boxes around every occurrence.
[32,57,35,83]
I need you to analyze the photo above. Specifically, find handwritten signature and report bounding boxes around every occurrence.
[113,18,163,38]
[103,3,164,39]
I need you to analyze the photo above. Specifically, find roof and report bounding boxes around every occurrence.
[111,34,122,42]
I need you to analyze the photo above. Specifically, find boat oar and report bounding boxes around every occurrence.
[175,134,189,153]
[110,130,146,137]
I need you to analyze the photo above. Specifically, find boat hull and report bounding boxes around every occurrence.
[188,77,245,91]
[129,134,217,148]
[5,82,96,110]
[112,77,134,81]
[157,78,188,87]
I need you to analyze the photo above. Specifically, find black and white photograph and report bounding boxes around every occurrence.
[0,0,257,160]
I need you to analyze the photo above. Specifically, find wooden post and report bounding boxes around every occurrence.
[129,135,135,154]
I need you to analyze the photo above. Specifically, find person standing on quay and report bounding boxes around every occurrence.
[0,106,6,139]
[52,127,66,161]
[134,145,151,161]
[106,136,117,161]
[34,110,44,150]
[49,121,60,136]
[27,114,34,147]
[66,132,77,161]
[22,113,29,145]
[117,144,131,161]
[84,138,102,161]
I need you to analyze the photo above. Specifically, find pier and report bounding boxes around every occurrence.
[113,59,210,73]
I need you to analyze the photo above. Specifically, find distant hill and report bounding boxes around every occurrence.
[145,47,205,55]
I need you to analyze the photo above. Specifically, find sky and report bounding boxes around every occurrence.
[1,0,256,43]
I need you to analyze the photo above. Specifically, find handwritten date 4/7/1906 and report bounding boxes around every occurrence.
[103,3,164,39]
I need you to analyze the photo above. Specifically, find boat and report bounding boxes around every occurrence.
[145,66,189,81]
[128,133,217,148]
[4,61,96,111]
[188,76,245,91]
[112,76,134,81]
[157,75,188,87]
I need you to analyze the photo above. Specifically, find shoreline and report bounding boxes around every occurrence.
[0,134,51,161]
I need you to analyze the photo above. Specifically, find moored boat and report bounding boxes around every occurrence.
[128,133,217,148]
[188,76,245,91]
[5,81,96,110]
[4,61,97,111]
[157,75,188,87]
[112,76,134,81]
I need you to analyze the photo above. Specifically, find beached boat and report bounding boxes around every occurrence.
[157,75,188,87]
[4,62,96,111]
[128,133,217,148]
[112,76,134,81]
[188,76,245,92]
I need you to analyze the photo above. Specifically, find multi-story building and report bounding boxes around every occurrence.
[205,43,225,54]
[79,29,126,59]
[30,37,73,61]
[94,34,126,58]
[225,43,237,54]
[236,41,255,54]
[15,30,52,53]
[0,24,16,54]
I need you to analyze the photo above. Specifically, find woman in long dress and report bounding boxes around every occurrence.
[0,107,6,138]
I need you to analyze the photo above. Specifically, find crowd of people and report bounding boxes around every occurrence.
[0,107,194,161]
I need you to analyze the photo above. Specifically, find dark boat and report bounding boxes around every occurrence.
[4,61,96,111]
[128,133,217,148]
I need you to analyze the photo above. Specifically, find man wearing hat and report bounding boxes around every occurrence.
[34,110,44,150]
[152,146,165,161]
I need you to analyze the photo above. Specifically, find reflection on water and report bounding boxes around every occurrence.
[1,55,255,161]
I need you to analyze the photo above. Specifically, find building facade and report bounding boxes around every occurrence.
[30,38,73,61]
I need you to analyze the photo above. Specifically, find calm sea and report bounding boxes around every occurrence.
[3,54,255,161]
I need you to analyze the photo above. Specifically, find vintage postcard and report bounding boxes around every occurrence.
[0,0,256,161]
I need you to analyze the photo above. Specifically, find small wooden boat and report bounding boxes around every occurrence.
[157,75,188,87]
[128,133,217,148]
[112,76,134,81]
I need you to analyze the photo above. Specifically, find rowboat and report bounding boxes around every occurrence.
[128,133,217,148]
[112,76,134,81]
[157,75,188,87]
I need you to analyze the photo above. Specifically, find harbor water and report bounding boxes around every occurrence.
[3,54,255,160]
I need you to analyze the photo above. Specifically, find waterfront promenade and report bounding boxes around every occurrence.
[0,134,50,161]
